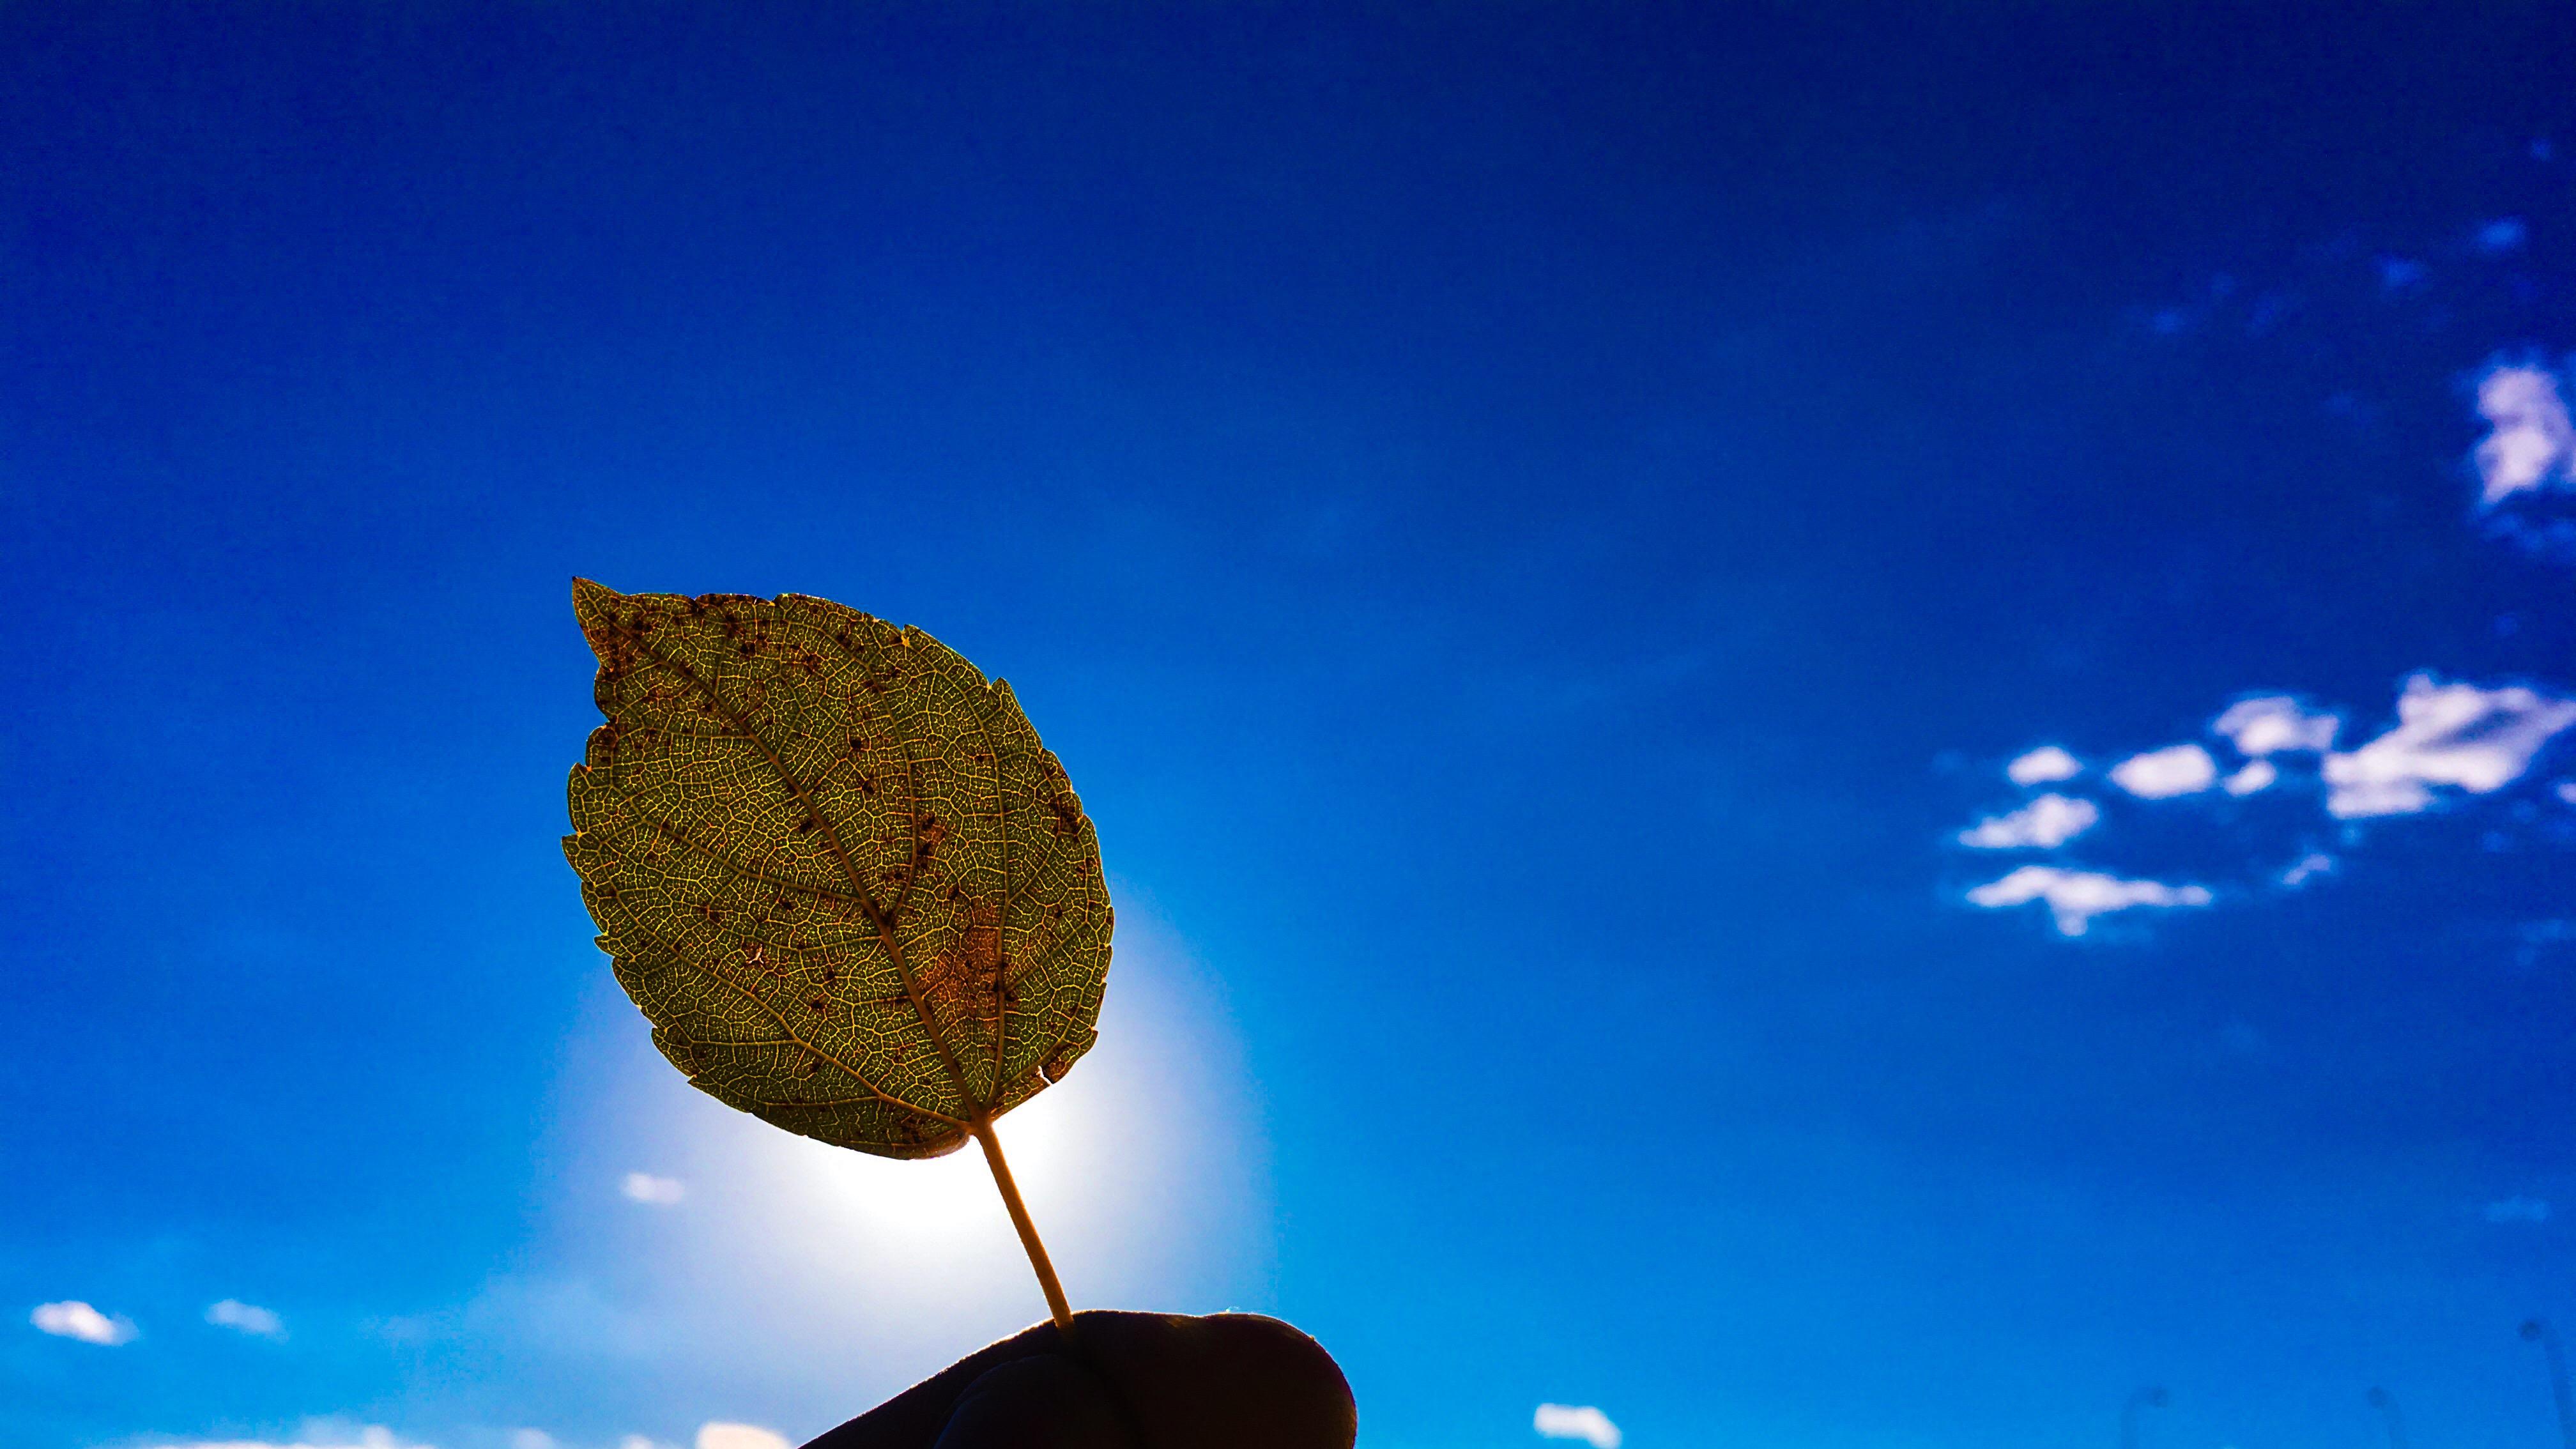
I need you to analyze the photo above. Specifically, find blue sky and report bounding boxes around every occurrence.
[8,6,2576,1449]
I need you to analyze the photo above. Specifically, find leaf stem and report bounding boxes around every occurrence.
[972,1116,1075,1339]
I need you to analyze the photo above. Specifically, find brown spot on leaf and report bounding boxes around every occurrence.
[1045,790,1082,839]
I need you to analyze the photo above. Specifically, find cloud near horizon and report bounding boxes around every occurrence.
[696,1426,791,1449]
[144,1427,432,1449]
[1535,1404,1623,1449]
[31,1300,135,1345]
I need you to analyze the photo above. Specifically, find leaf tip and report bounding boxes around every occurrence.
[571,577,625,625]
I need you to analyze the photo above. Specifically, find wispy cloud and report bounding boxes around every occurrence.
[620,1438,680,1449]
[510,1432,555,1449]
[206,1300,285,1338]
[2486,1196,2551,1223]
[142,1427,431,1449]
[696,1427,790,1449]
[1966,866,2214,937]
[2212,696,2340,756]
[1535,1404,1622,1449]
[1959,793,2099,849]
[31,1300,135,1345]
[2322,675,2576,818]
[2474,364,2575,506]
[2110,744,2218,799]
[622,1172,687,1206]
[2007,746,2081,785]
[2281,853,2335,887]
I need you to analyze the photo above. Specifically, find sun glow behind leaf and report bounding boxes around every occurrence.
[480,907,1273,1414]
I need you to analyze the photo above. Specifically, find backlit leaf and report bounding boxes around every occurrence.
[562,580,1112,1160]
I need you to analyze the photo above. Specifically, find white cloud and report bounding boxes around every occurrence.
[510,1433,555,1449]
[621,1172,686,1205]
[142,1427,431,1449]
[620,1438,679,1449]
[2007,746,2081,785]
[1535,1404,1622,1449]
[2280,852,2335,887]
[31,1300,135,1345]
[2110,744,2218,799]
[2559,780,2576,807]
[206,1300,285,1338]
[1966,866,2214,936]
[2487,1196,2552,1223]
[2322,675,2576,817]
[697,1427,791,1449]
[2222,760,2277,795]
[1958,793,2099,849]
[2212,696,2340,756]
[2474,364,2576,505]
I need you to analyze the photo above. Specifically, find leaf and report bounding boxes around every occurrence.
[562,580,1113,1161]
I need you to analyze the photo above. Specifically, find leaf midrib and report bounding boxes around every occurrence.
[611,610,990,1121]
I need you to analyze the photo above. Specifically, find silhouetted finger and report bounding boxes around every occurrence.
[932,1353,1133,1448]
[1067,1312,1354,1449]
[799,1310,1353,1449]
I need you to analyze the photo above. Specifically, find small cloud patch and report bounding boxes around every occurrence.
[2322,675,2576,818]
[2280,853,2335,887]
[1959,793,2099,849]
[1967,866,2214,936]
[622,1172,687,1206]
[2474,364,2576,506]
[2110,744,2218,799]
[2222,760,2278,795]
[697,1427,791,1449]
[2213,697,2340,756]
[31,1300,134,1345]
[1535,1404,1622,1449]
[2007,746,2082,785]
[206,1299,285,1338]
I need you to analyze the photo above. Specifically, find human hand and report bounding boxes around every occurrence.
[799,1310,1356,1449]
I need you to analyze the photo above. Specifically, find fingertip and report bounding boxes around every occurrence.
[1066,1310,1355,1449]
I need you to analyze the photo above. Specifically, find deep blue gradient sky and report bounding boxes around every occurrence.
[9,6,2576,1449]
